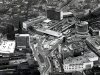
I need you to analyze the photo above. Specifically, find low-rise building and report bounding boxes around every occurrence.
[63,52,98,72]
[0,40,15,53]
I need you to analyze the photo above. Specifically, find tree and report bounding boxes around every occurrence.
[25,0,40,20]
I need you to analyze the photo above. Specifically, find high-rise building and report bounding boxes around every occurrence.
[47,8,60,20]
[15,34,30,49]
[6,24,15,40]
[76,21,88,35]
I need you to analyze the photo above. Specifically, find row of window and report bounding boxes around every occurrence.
[64,67,83,70]
[64,65,84,70]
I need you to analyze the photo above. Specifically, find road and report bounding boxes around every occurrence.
[29,34,64,75]
[30,37,51,75]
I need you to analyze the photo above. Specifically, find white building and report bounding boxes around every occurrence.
[0,40,15,53]
[84,51,99,62]
[60,11,73,20]
[23,16,46,30]
[63,52,98,72]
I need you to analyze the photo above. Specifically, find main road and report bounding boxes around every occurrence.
[30,36,51,75]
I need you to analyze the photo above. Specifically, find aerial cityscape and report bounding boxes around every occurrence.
[0,0,100,75]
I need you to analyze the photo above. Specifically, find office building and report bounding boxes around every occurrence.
[15,34,30,49]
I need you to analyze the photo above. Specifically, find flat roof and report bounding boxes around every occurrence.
[64,51,98,65]
[0,40,15,53]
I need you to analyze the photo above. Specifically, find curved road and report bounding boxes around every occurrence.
[30,36,51,75]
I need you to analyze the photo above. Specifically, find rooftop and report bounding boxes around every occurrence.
[64,51,98,64]
[0,40,15,53]
[64,56,89,65]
